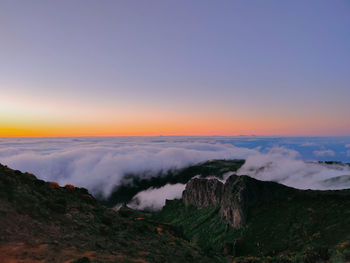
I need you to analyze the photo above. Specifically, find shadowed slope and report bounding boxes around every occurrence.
[0,164,211,263]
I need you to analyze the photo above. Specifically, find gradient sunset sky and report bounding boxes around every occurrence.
[1,0,350,137]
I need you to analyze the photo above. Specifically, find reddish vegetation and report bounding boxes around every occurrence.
[0,243,139,263]
[136,217,144,220]
[49,182,59,188]
[338,242,349,248]
[0,243,48,263]
[64,184,75,189]
[26,173,36,179]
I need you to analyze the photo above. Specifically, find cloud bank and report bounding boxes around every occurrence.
[0,137,255,197]
[0,137,350,210]
[128,147,350,211]
[237,147,350,190]
[128,183,186,211]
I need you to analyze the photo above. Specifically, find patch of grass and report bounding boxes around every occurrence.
[153,200,238,261]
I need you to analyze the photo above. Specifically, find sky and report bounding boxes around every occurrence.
[1,0,350,136]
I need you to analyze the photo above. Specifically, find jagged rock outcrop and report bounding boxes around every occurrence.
[183,174,296,228]
[183,177,223,208]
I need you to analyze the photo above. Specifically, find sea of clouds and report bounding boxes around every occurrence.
[0,136,350,210]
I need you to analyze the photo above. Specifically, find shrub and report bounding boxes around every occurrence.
[49,182,59,189]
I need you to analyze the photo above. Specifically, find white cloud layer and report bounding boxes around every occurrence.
[0,137,349,211]
[128,183,186,211]
[0,137,255,197]
[238,147,350,190]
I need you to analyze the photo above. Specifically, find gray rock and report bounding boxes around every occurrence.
[183,178,223,208]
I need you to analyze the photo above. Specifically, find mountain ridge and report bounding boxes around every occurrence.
[155,171,350,262]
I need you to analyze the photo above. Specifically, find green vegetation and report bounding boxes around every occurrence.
[154,200,237,262]
[154,191,350,262]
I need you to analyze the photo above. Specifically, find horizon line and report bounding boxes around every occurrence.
[1,135,350,138]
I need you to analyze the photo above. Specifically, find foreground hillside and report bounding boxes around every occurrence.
[0,163,211,263]
[2,160,350,263]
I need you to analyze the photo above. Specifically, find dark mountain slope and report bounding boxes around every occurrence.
[0,163,211,263]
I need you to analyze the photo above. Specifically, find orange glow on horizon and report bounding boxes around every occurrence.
[1,94,349,137]
[1,118,348,137]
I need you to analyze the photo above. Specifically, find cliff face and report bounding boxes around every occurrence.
[182,177,223,208]
[183,174,296,228]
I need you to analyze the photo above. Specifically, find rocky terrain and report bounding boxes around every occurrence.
[183,175,296,228]
[156,174,350,262]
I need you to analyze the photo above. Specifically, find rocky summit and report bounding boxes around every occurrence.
[156,171,350,262]
[183,174,296,228]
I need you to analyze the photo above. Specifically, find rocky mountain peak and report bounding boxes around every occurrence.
[183,174,296,228]
[182,177,223,208]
